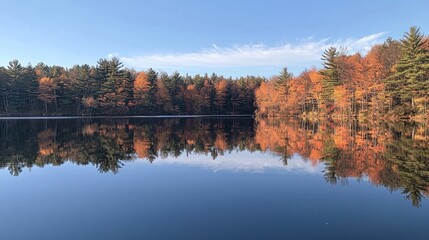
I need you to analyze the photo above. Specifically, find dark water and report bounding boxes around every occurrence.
[0,117,428,240]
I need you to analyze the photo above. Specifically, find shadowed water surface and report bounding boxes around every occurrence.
[0,117,428,239]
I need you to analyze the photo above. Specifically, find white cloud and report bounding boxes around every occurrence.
[119,32,386,75]
[135,151,323,174]
[107,52,119,59]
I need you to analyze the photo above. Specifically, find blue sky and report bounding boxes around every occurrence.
[1,0,428,77]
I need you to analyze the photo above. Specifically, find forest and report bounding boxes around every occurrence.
[0,60,262,115]
[256,26,429,121]
[0,26,428,120]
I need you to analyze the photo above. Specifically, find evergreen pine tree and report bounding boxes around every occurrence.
[275,67,293,101]
[96,58,132,113]
[145,68,158,113]
[320,47,341,113]
[385,26,429,117]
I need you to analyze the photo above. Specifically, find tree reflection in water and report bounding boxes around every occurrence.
[0,117,428,206]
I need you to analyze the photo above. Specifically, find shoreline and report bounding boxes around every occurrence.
[0,114,254,120]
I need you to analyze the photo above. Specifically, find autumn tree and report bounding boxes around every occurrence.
[290,71,311,114]
[335,53,365,116]
[363,38,401,117]
[307,69,324,113]
[255,80,280,116]
[214,79,229,114]
[133,69,157,113]
[38,77,57,114]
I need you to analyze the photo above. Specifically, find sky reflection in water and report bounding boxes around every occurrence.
[0,117,428,240]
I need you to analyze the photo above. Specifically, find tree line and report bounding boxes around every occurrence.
[1,26,428,119]
[256,26,429,121]
[0,59,263,115]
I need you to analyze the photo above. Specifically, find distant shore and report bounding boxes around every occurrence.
[0,114,254,120]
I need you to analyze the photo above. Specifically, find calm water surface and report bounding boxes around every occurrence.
[0,117,428,239]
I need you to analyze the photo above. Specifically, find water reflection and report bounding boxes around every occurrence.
[1,117,429,206]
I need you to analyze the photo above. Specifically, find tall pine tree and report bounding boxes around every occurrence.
[320,47,341,113]
[96,58,132,113]
[275,67,293,102]
[385,26,429,117]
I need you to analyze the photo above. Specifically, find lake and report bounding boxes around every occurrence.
[0,117,428,239]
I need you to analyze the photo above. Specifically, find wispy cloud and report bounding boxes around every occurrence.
[135,151,323,174]
[118,32,386,76]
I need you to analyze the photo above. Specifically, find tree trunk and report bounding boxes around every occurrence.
[54,89,58,113]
